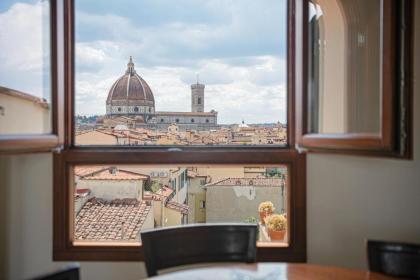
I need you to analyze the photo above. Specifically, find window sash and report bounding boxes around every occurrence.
[53,0,306,262]
[0,0,65,153]
[295,0,413,158]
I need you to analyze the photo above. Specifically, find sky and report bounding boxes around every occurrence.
[0,0,288,124]
[0,0,50,101]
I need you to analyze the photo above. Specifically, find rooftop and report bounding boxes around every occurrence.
[74,197,151,241]
[75,166,149,181]
[0,86,49,109]
[166,201,189,215]
[205,177,284,187]
[155,111,217,116]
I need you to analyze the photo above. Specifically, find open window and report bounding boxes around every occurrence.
[295,0,413,157]
[0,0,64,153]
[53,0,306,262]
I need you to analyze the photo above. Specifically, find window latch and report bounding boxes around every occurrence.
[51,145,64,154]
[295,144,308,154]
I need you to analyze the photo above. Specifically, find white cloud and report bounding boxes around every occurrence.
[0,1,50,99]
[75,45,287,123]
[0,1,288,124]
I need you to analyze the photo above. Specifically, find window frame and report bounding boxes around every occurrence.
[295,0,413,158]
[53,0,306,262]
[0,0,65,154]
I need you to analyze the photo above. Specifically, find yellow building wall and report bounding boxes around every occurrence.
[75,131,118,145]
[193,192,206,223]
[162,207,183,227]
[0,93,50,134]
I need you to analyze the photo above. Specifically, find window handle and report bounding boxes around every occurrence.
[295,144,308,154]
[52,145,64,154]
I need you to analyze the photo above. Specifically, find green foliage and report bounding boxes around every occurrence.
[266,167,286,179]
[150,181,161,193]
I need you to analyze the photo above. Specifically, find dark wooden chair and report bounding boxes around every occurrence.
[367,240,420,279]
[31,265,80,280]
[141,223,258,276]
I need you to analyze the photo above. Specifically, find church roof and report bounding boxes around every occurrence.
[106,57,155,106]
[155,111,217,116]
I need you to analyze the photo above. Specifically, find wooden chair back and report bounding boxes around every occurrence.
[141,223,258,276]
[31,265,80,280]
[368,240,420,279]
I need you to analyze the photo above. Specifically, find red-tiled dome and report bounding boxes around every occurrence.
[106,57,155,107]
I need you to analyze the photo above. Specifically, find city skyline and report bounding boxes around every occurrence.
[0,0,288,125]
[74,0,288,124]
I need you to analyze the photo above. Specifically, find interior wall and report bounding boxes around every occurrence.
[0,154,147,280]
[314,0,347,133]
[307,0,420,269]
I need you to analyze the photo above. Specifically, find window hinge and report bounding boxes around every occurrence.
[51,145,64,154]
[295,144,308,154]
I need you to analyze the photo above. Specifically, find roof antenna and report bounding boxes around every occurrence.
[196,73,199,85]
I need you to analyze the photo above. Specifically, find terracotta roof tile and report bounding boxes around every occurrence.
[166,201,189,215]
[156,186,174,197]
[205,177,284,187]
[74,197,151,241]
[76,166,150,181]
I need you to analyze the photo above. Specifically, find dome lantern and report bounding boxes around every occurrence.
[126,56,135,75]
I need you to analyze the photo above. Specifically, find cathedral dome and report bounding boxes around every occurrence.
[106,57,155,115]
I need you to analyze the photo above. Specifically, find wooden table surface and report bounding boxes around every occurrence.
[150,263,398,280]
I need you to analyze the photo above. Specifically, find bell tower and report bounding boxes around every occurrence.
[191,75,205,112]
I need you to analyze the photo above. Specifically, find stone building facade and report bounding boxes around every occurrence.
[105,57,218,131]
[204,178,286,223]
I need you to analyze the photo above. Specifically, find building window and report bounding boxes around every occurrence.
[191,118,195,123]
[206,119,209,123]
[197,97,201,105]
[175,119,179,123]
[118,107,122,112]
[134,107,139,112]
[160,119,164,123]
[199,200,206,209]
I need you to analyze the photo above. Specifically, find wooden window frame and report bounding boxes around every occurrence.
[0,0,64,154]
[295,0,413,158]
[53,0,306,262]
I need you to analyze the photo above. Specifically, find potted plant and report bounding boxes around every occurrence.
[258,201,275,225]
[266,214,287,241]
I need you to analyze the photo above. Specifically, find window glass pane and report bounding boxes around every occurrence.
[0,0,51,134]
[73,165,289,245]
[74,0,287,146]
[307,0,381,134]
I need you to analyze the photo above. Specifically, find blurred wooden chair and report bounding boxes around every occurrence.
[31,265,80,280]
[141,223,258,276]
[367,240,420,279]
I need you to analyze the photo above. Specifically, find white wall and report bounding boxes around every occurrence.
[0,154,147,280]
[76,179,143,201]
[307,1,420,269]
